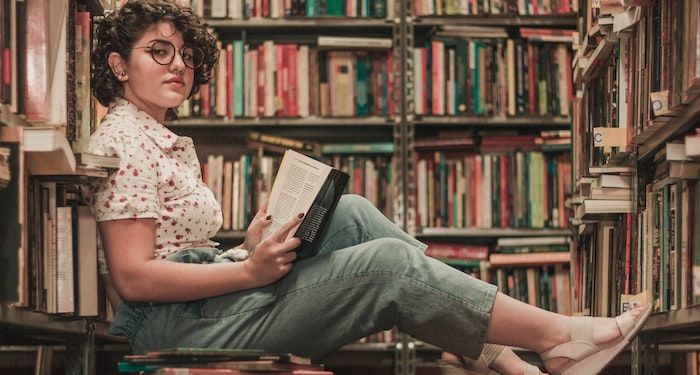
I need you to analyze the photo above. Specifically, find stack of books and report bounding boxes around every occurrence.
[118,348,332,375]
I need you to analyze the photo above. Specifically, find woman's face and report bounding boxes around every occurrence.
[120,21,195,120]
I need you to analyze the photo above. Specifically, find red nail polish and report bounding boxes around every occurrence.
[298,213,304,218]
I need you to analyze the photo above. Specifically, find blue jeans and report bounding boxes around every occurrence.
[109,194,497,360]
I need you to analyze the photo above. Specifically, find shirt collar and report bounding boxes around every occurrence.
[109,98,178,150]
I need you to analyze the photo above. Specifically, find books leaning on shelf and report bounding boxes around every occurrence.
[246,131,321,157]
[262,150,349,261]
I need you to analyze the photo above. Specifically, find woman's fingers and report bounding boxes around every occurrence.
[271,213,305,242]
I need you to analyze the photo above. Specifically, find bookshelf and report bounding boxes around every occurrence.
[569,0,700,373]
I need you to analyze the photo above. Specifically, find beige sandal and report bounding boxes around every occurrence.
[438,345,547,375]
[540,304,652,375]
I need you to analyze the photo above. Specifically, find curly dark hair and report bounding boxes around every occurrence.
[91,0,218,108]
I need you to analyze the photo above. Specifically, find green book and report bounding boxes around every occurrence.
[327,0,342,16]
[306,0,316,16]
[321,142,394,154]
[233,41,244,117]
[355,56,369,116]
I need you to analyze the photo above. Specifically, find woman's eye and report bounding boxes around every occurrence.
[152,48,168,56]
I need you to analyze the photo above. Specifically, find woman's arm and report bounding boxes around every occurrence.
[99,216,302,303]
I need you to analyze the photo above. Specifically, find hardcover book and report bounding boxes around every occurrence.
[262,149,349,261]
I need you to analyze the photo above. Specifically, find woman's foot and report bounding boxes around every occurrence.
[441,347,547,375]
[540,305,649,374]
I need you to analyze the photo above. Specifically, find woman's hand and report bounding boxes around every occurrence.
[242,201,273,251]
[243,213,304,286]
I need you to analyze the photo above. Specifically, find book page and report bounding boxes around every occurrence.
[262,150,331,241]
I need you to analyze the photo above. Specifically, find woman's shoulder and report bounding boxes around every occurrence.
[87,113,147,156]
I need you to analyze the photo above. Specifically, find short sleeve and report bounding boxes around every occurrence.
[87,133,160,222]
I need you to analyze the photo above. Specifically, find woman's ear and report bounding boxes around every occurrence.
[108,52,128,81]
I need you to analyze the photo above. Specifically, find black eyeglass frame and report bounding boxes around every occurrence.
[130,40,204,70]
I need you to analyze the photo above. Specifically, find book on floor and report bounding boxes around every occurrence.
[262,149,349,261]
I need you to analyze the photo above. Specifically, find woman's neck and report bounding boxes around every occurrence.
[122,89,168,124]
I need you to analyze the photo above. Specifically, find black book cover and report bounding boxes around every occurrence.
[294,168,348,260]
[0,141,20,302]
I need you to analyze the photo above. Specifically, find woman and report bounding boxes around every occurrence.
[87,1,650,375]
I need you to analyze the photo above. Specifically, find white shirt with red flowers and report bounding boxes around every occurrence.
[87,98,223,274]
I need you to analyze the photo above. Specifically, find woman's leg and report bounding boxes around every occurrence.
[315,194,427,255]
[154,238,496,361]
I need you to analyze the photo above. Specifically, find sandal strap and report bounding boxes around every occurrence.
[540,316,599,362]
[479,344,505,367]
[523,363,543,375]
[615,310,636,336]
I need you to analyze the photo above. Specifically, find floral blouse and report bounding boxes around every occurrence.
[87,98,223,274]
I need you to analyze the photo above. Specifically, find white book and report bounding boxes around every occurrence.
[216,42,227,117]
[264,41,275,117]
[262,150,348,260]
[23,127,76,175]
[298,45,310,118]
[413,49,425,115]
[497,236,570,247]
[210,0,228,17]
[597,174,632,188]
[56,206,74,314]
[229,0,243,19]
[317,36,392,50]
[76,206,98,317]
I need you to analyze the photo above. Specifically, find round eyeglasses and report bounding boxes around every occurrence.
[131,40,204,69]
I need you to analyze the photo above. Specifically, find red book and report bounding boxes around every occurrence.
[226,44,233,118]
[24,0,49,121]
[257,45,265,117]
[431,41,441,115]
[531,0,538,15]
[288,45,298,117]
[276,45,284,116]
[527,43,535,114]
[201,83,211,117]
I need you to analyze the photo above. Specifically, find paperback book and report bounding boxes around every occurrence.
[262,149,349,261]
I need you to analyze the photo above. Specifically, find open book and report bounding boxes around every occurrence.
[262,150,349,261]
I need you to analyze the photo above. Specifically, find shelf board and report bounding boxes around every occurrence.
[205,18,393,29]
[636,95,700,162]
[0,304,94,336]
[414,115,571,128]
[167,116,392,128]
[338,342,396,352]
[489,251,570,267]
[642,305,700,333]
[0,105,31,127]
[213,231,246,241]
[416,227,572,238]
[414,14,578,27]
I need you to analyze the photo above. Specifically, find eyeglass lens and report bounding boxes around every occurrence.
[150,41,203,69]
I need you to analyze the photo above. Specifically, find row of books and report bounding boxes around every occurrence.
[203,150,395,231]
[413,31,573,117]
[424,240,571,313]
[572,0,700,175]
[0,0,104,153]
[411,0,576,16]
[192,0,393,19]
[414,147,571,230]
[178,40,394,119]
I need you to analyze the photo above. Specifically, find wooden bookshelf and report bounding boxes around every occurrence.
[414,115,571,128]
[206,18,394,29]
[489,251,570,267]
[167,116,393,128]
[414,14,578,27]
[0,105,31,127]
[634,95,700,162]
[416,227,571,238]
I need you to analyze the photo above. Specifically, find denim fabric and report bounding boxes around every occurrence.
[109,194,498,360]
